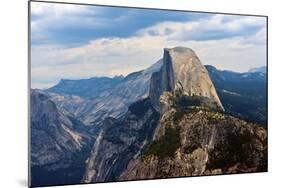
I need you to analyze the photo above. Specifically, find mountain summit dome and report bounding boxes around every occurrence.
[149,46,224,111]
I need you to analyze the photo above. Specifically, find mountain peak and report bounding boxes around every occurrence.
[164,46,195,53]
[149,47,224,111]
[248,66,266,74]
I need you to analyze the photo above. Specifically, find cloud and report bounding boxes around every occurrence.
[31,29,266,89]
[30,2,267,89]
[31,2,107,45]
[31,35,165,88]
[30,1,209,46]
[137,14,266,41]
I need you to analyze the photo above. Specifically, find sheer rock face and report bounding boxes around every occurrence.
[150,47,224,111]
[120,105,267,180]
[30,90,90,169]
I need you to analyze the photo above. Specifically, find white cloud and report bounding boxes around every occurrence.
[31,36,165,88]
[31,2,92,18]
[31,11,267,89]
[31,34,266,89]
[137,14,266,41]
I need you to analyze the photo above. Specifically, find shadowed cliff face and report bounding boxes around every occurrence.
[83,98,160,183]
[30,90,92,186]
[31,90,88,166]
[150,47,224,111]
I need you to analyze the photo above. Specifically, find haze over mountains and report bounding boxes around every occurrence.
[30,47,267,186]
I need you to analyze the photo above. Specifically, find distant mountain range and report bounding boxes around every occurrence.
[47,76,124,99]
[206,65,267,124]
[30,47,267,187]
[248,66,266,74]
[46,62,267,125]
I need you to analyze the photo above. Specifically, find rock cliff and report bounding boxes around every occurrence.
[30,90,92,186]
[83,98,159,183]
[150,47,224,111]
[82,47,267,183]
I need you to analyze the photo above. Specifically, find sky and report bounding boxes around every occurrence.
[30,1,267,89]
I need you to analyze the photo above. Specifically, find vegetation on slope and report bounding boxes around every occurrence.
[143,126,181,159]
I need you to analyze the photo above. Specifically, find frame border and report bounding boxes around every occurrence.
[28,0,269,187]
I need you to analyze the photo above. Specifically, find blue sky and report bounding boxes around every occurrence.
[31,1,267,89]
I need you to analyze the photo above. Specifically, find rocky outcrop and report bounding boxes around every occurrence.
[120,93,267,180]
[30,90,92,186]
[119,48,266,179]
[150,47,224,111]
[31,90,89,166]
[83,98,160,183]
